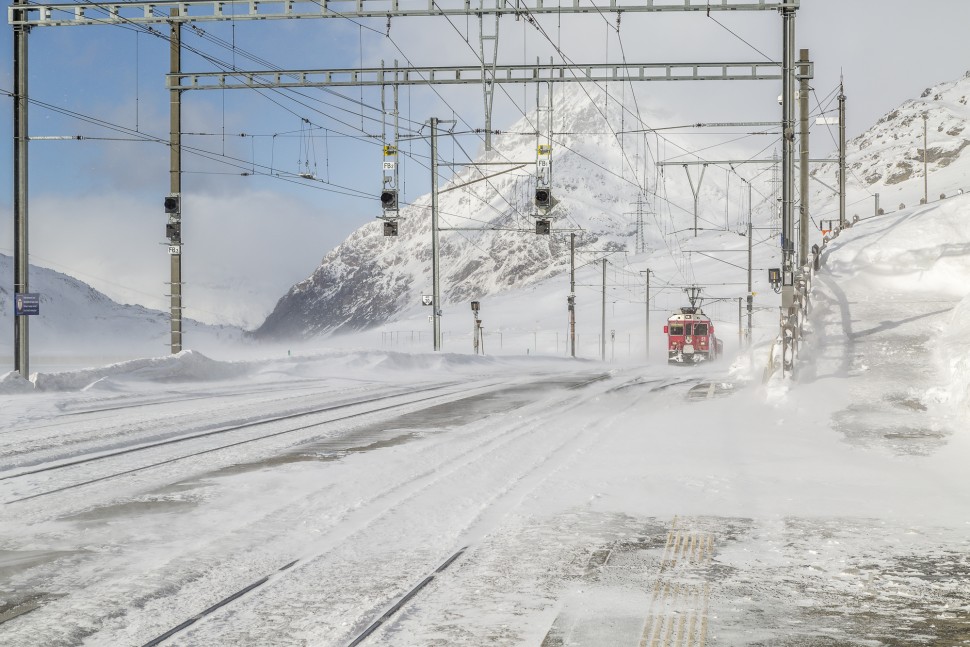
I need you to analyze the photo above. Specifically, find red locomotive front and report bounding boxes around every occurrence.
[664,307,722,365]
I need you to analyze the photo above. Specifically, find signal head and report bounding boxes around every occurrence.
[164,194,180,214]
[380,189,398,211]
[534,188,551,208]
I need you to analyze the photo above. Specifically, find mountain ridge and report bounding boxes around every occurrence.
[0,253,243,370]
[254,87,672,340]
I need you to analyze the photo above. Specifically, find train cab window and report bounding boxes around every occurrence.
[669,323,684,336]
[693,323,708,336]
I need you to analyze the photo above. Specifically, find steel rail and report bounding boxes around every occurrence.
[139,369,617,646]
[3,379,504,503]
[0,381,463,482]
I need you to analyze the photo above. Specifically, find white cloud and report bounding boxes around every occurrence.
[0,189,359,329]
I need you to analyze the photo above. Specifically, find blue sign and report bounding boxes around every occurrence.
[14,293,40,316]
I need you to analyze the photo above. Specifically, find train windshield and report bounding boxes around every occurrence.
[693,323,709,336]
[669,323,684,336]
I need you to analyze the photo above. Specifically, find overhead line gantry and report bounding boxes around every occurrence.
[167,61,794,90]
[10,0,799,26]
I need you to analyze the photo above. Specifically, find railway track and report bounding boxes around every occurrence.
[128,370,628,646]
[0,377,407,458]
[0,377,512,506]
[1,371,707,646]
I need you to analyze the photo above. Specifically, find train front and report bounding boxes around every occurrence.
[665,307,718,365]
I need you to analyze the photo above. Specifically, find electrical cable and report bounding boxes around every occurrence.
[22,1,793,301]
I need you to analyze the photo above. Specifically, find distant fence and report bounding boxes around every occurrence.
[380,329,648,360]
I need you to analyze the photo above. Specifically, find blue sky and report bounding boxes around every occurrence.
[1,0,970,327]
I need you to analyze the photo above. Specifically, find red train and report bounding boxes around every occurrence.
[664,307,722,365]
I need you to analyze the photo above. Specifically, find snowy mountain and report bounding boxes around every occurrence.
[812,70,970,218]
[256,72,970,341]
[0,254,244,372]
[254,87,666,340]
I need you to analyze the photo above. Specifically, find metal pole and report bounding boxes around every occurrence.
[13,0,29,377]
[923,112,928,204]
[169,10,183,354]
[431,117,442,350]
[640,269,651,360]
[601,259,607,362]
[646,270,650,359]
[838,81,847,227]
[746,197,753,345]
[738,297,743,349]
[798,48,810,267]
[781,6,796,309]
[393,65,400,193]
[569,232,576,358]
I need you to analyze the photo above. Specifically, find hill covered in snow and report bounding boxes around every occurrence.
[812,70,970,220]
[0,254,244,373]
[253,86,678,340]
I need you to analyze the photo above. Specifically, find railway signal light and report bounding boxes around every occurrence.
[165,222,181,240]
[535,188,552,209]
[768,268,781,290]
[380,189,398,211]
[383,220,398,237]
[535,218,551,235]
[163,194,180,214]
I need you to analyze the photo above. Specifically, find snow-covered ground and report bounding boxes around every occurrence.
[1,194,969,646]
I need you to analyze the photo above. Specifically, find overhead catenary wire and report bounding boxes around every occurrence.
[21,1,792,305]
[2,88,381,201]
[32,0,433,148]
[55,0,769,239]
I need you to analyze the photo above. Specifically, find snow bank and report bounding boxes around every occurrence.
[830,195,970,295]
[0,370,34,393]
[270,348,580,381]
[22,347,573,393]
[30,350,252,391]
[819,196,970,419]
[315,349,503,373]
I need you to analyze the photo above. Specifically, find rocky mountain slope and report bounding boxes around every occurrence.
[254,87,679,340]
[812,71,970,217]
